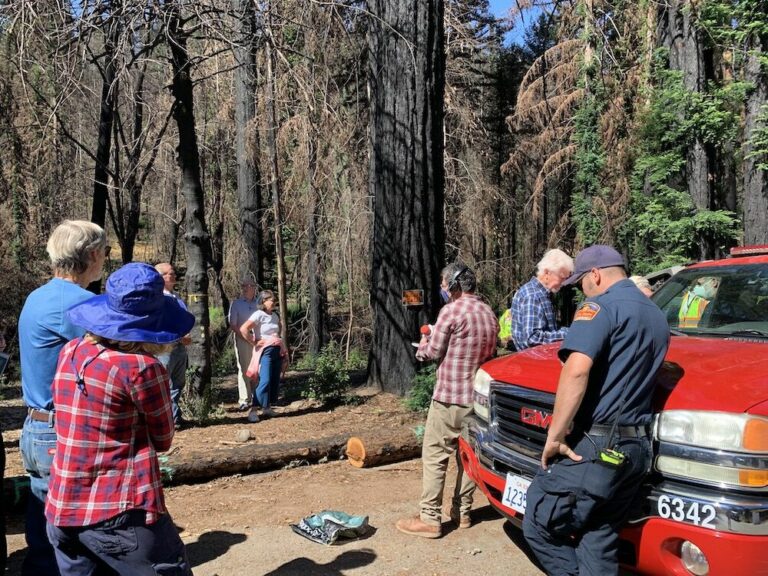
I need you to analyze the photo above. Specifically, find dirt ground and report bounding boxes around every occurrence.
[1,371,543,575]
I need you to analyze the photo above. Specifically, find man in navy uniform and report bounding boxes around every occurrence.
[523,245,669,575]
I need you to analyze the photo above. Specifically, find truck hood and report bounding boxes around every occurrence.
[481,337,768,414]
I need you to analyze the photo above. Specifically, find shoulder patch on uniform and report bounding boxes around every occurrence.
[573,301,601,321]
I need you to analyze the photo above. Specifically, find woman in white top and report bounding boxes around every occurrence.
[239,290,284,422]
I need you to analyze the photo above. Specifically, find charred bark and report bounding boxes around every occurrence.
[664,0,718,258]
[367,0,446,394]
[167,3,213,395]
[263,5,289,345]
[743,32,768,245]
[233,0,265,284]
[307,133,329,354]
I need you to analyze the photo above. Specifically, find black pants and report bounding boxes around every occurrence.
[0,428,6,574]
[523,432,651,576]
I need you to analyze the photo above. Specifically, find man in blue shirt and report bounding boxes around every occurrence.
[511,248,573,350]
[18,220,107,576]
[523,245,670,576]
[155,262,190,429]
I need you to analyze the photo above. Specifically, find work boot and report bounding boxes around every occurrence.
[450,510,472,529]
[395,516,441,539]
[247,408,260,423]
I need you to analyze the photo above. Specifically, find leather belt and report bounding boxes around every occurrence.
[28,408,55,425]
[586,423,649,438]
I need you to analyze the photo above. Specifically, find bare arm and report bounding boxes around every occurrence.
[240,318,256,343]
[541,352,592,469]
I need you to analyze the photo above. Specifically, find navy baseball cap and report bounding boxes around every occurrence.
[562,245,626,286]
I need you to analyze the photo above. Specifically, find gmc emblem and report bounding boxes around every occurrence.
[520,407,552,429]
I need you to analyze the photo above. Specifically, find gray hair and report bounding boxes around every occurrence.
[442,261,476,293]
[629,275,651,291]
[536,249,573,276]
[46,220,106,275]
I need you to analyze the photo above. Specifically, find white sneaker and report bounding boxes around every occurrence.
[261,407,275,418]
[247,408,260,423]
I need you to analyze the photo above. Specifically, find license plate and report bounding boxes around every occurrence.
[502,473,531,514]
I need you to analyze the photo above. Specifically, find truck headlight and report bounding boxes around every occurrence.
[657,411,768,452]
[473,368,491,421]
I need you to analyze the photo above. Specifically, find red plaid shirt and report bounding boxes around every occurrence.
[45,338,174,527]
[417,294,499,405]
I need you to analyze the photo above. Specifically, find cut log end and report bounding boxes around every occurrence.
[346,437,366,468]
[345,430,422,469]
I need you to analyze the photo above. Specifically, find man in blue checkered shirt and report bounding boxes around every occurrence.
[511,248,574,350]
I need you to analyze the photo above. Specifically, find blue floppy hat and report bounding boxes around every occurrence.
[66,262,195,343]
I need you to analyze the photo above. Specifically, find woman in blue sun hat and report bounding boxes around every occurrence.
[45,262,195,576]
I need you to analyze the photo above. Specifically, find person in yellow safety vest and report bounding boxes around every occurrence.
[498,308,512,347]
[678,276,719,328]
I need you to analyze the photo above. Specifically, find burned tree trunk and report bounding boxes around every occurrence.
[263,5,289,345]
[91,12,118,232]
[307,120,329,354]
[367,0,446,394]
[743,32,768,245]
[665,0,718,258]
[233,0,265,284]
[167,3,213,395]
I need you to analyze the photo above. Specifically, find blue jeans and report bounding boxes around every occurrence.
[20,415,61,576]
[523,432,651,576]
[47,510,193,576]
[158,344,187,424]
[253,346,281,408]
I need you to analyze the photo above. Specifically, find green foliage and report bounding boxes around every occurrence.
[294,346,367,372]
[746,104,768,171]
[180,376,226,426]
[211,343,237,377]
[404,364,436,413]
[208,306,227,330]
[344,347,368,370]
[626,187,738,271]
[303,341,350,404]
[293,353,317,371]
[572,93,607,244]
[622,50,741,269]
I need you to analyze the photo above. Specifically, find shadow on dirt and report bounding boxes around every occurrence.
[264,549,376,575]
[185,529,248,567]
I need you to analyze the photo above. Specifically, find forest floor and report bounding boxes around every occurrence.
[0,369,544,575]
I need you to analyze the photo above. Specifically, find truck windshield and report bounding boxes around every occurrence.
[652,263,768,337]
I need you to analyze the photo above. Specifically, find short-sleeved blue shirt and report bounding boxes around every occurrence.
[558,279,669,428]
[18,278,93,410]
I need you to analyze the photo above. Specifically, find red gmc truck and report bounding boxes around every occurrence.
[459,247,768,576]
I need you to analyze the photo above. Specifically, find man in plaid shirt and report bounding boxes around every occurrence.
[396,263,498,538]
[511,248,574,350]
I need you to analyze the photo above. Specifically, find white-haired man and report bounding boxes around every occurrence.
[511,248,574,350]
[229,277,260,410]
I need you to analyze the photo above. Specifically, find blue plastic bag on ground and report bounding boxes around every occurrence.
[290,510,370,545]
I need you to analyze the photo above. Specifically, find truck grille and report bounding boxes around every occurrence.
[491,384,555,458]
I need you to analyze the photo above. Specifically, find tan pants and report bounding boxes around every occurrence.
[419,400,476,526]
[234,336,254,405]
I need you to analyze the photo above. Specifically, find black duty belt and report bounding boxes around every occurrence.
[28,408,55,425]
[586,423,649,438]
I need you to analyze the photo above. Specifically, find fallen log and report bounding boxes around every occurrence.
[159,434,350,485]
[3,426,426,509]
[346,427,423,468]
